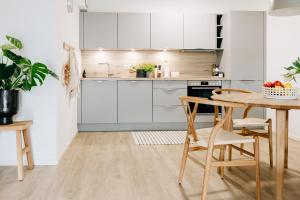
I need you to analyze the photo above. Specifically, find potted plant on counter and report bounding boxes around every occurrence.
[132,63,155,78]
[0,35,58,125]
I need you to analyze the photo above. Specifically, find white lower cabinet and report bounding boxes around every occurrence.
[118,81,153,123]
[153,81,187,123]
[82,80,117,123]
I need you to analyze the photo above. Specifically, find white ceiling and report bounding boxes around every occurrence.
[86,0,270,13]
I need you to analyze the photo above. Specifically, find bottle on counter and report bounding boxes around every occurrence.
[157,65,162,78]
[154,65,158,78]
[212,64,220,76]
[163,60,170,78]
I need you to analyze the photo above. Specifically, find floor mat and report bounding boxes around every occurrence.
[131,131,186,145]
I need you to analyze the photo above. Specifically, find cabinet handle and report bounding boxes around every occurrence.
[96,81,103,84]
[159,105,179,110]
[130,81,137,83]
[164,88,178,92]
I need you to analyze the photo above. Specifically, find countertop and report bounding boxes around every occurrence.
[81,76,230,81]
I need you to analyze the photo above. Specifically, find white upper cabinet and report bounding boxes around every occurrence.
[184,14,216,49]
[118,13,151,49]
[79,12,84,49]
[83,12,117,49]
[151,13,184,49]
[229,11,265,80]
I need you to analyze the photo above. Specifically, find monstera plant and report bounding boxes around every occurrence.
[0,35,58,124]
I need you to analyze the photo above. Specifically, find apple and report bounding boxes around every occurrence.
[263,81,273,88]
[273,80,283,87]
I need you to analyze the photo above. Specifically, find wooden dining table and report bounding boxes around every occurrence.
[211,92,300,200]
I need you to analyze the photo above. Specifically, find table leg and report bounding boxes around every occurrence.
[284,111,289,169]
[276,110,288,200]
[23,129,34,169]
[16,130,24,181]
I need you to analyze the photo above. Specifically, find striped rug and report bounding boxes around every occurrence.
[131,131,187,145]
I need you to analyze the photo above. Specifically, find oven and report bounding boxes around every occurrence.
[187,81,222,114]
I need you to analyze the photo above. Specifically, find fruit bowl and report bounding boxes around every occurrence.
[262,81,299,100]
[262,87,299,100]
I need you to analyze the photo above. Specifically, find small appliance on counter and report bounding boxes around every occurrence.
[212,64,224,78]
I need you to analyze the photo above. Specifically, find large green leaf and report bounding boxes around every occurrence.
[2,49,23,64]
[5,35,23,49]
[21,62,49,90]
[0,63,18,80]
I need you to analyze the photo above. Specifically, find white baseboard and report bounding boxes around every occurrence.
[288,133,300,141]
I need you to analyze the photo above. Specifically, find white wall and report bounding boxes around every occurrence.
[0,0,79,165]
[55,0,80,160]
[266,15,300,140]
[87,0,269,13]
[0,0,58,165]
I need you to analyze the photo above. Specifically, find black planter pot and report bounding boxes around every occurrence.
[0,90,19,125]
[136,69,147,78]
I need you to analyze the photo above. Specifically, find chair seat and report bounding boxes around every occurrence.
[233,118,268,128]
[191,128,255,147]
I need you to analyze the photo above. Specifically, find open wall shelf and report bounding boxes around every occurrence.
[216,14,223,49]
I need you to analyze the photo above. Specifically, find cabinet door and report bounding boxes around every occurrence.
[79,12,84,49]
[184,14,216,49]
[118,81,152,123]
[230,81,264,118]
[118,13,150,49]
[82,80,117,123]
[151,13,184,49]
[83,12,117,49]
[230,11,265,80]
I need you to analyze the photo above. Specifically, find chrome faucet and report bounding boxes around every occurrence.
[98,62,114,77]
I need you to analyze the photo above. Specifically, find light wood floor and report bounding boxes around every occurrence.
[1,132,300,200]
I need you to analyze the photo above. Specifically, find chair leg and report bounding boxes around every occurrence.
[254,137,261,200]
[201,146,214,200]
[16,130,24,181]
[240,143,244,155]
[23,129,34,169]
[178,137,190,184]
[219,145,226,179]
[267,120,273,168]
[228,145,232,171]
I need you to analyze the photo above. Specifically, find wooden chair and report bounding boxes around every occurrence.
[0,121,34,181]
[212,88,274,168]
[178,96,261,200]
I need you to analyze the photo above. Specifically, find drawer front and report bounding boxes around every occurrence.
[153,106,186,123]
[153,80,187,89]
[153,88,187,106]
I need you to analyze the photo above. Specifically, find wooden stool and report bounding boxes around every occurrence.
[0,121,34,181]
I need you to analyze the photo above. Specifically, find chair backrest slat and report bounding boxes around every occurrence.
[180,96,245,142]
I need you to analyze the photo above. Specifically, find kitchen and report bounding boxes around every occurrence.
[1,1,300,200]
[79,11,264,131]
